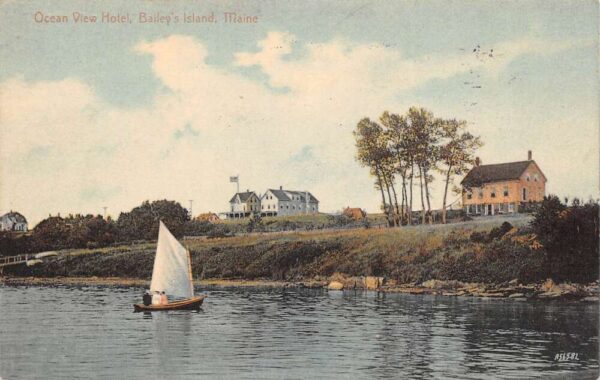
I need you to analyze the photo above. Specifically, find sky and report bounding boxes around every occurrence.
[0,0,598,226]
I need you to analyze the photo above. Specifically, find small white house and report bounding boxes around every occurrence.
[0,211,28,232]
[261,187,319,216]
[226,191,261,219]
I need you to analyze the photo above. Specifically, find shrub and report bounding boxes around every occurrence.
[532,196,599,282]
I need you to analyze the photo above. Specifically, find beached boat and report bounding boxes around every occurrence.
[133,221,206,312]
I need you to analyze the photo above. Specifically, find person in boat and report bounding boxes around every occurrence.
[142,290,152,306]
[160,291,169,305]
[152,290,162,305]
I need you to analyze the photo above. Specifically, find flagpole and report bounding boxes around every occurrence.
[237,173,239,194]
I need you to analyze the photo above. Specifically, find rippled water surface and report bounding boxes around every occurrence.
[0,285,598,379]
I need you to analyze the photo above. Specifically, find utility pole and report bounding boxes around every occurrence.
[188,200,193,219]
[102,206,107,219]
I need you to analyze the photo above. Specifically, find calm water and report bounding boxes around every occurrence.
[0,285,598,380]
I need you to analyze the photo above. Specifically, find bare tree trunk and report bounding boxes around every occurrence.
[419,166,426,224]
[390,180,400,226]
[401,173,407,225]
[409,163,414,225]
[382,172,396,226]
[442,165,452,224]
[424,169,433,224]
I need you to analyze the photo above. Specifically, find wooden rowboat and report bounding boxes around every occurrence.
[134,295,206,312]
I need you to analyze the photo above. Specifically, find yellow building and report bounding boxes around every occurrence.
[461,151,547,216]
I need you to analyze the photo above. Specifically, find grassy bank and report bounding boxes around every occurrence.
[6,216,551,285]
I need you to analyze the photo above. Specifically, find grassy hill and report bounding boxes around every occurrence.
[8,215,547,285]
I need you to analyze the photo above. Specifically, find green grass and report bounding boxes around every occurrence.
[12,216,543,284]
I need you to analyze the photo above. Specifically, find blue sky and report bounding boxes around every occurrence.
[0,0,598,224]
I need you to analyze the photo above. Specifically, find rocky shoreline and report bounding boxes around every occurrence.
[1,275,598,302]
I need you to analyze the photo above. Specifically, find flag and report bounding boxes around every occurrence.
[229,176,238,183]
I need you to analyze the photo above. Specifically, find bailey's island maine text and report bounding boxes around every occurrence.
[0,1,598,379]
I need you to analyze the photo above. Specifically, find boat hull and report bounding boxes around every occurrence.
[133,295,206,312]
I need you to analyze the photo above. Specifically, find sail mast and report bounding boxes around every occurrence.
[187,249,194,297]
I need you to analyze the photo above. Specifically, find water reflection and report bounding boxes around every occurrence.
[0,285,597,379]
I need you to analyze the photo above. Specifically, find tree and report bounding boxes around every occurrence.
[354,118,396,226]
[406,107,440,224]
[438,119,482,223]
[532,196,599,282]
[354,107,482,226]
[117,200,190,241]
[381,111,411,225]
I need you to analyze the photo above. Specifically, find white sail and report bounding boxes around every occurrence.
[150,221,194,299]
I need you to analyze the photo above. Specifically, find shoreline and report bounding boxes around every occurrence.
[2,276,598,302]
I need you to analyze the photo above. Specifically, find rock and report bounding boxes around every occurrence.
[508,279,519,286]
[421,279,463,290]
[328,281,344,290]
[477,292,505,298]
[365,276,384,290]
[537,291,561,299]
[541,278,556,292]
[581,296,598,302]
[508,293,525,298]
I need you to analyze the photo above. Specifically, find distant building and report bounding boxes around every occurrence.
[261,186,319,217]
[195,212,220,224]
[342,207,366,220]
[0,211,28,232]
[461,151,546,216]
[225,190,261,219]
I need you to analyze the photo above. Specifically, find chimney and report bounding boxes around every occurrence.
[280,185,282,190]
[475,157,480,166]
[528,150,532,160]
[246,189,249,192]
[306,191,309,214]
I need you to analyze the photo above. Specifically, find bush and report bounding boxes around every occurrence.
[488,222,513,240]
[532,196,599,282]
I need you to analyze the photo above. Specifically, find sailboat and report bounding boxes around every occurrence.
[134,221,206,312]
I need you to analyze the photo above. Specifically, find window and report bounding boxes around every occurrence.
[491,188,496,198]
[508,203,515,213]
[526,173,530,182]
[522,188,527,201]
[467,193,472,200]
[534,174,539,182]
[503,186,509,197]
[478,189,483,198]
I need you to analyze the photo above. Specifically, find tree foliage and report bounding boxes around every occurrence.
[531,196,599,282]
[116,200,190,240]
[354,107,482,225]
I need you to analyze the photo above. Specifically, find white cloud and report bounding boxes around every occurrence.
[0,32,596,225]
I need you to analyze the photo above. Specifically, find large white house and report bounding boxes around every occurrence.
[222,187,320,219]
[261,187,319,216]
[0,211,28,232]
